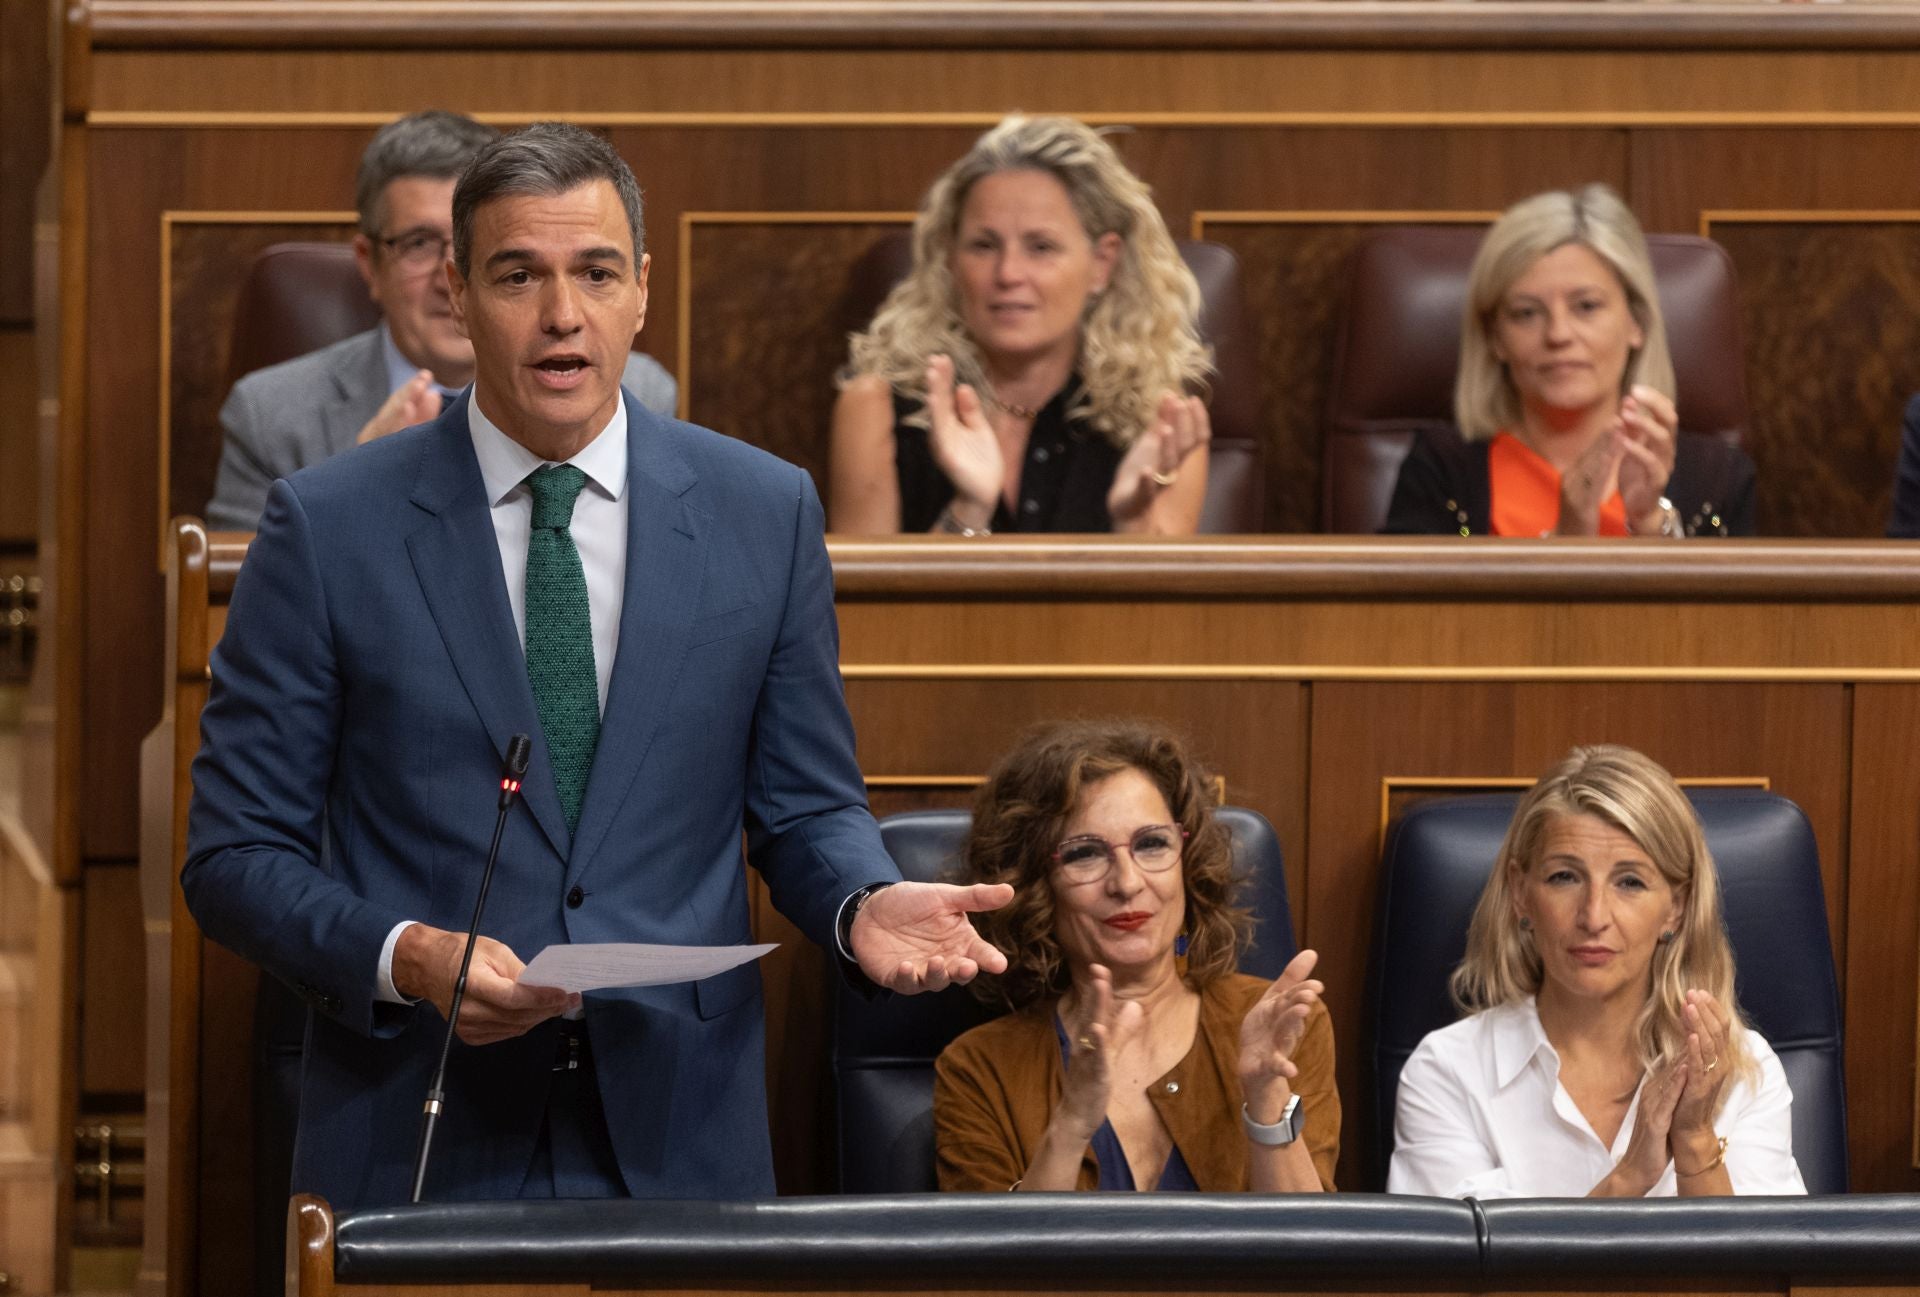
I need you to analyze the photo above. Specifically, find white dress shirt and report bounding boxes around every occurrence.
[1387,996,1806,1198]
[372,393,628,1003]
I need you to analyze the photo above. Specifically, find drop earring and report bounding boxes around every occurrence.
[1174,930,1190,957]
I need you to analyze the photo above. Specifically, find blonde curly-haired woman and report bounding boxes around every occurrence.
[831,115,1213,536]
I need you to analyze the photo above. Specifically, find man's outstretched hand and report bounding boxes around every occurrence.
[848,881,1013,993]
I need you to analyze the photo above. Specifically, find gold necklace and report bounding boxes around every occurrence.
[986,387,1042,420]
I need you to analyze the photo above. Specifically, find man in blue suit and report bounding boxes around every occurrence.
[183,123,1009,1210]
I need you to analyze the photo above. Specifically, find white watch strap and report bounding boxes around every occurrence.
[1241,1094,1303,1146]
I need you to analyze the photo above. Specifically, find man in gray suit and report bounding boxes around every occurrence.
[206,111,676,531]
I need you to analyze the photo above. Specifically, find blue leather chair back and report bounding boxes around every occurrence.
[833,805,1295,1192]
[1368,789,1846,1193]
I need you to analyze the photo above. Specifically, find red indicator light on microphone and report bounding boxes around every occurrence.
[501,778,522,793]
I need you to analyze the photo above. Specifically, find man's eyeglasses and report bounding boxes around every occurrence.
[378,228,452,273]
[1050,824,1185,885]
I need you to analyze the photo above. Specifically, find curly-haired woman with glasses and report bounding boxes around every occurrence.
[932,719,1338,1192]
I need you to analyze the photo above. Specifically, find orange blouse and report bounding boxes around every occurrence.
[1487,432,1628,538]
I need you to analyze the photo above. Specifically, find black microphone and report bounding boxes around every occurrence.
[411,734,532,1204]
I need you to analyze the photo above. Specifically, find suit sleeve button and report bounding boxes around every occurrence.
[566,886,585,909]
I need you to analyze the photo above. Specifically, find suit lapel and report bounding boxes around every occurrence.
[404,397,571,859]
[566,398,706,885]
[321,330,392,459]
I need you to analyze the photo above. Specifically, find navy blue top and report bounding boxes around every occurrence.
[1051,1017,1200,1191]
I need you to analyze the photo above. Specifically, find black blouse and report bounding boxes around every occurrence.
[892,381,1122,533]
[1381,425,1757,537]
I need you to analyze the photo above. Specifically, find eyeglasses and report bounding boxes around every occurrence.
[1050,823,1185,885]
[378,228,452,273]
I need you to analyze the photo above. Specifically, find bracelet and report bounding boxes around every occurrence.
[1676,1135,1728,1177]
[936,504,992,537]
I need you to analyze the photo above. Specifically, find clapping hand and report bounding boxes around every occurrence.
[1108,392,1210,524]
[1056,963,1145,1140]
[1236,949,1322,1113]
[1668,989,1733,1145]
[1557,385,1677,534]
[848,879,1012,993]
[1612,1052,1689,1195]
[1615,385,1679,529]
[357,369,443,445]
[924,354,1004,529]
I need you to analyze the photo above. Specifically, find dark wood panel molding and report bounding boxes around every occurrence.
[80,1,1920,52]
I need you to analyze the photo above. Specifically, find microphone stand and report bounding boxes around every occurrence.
[410,734,532,1204]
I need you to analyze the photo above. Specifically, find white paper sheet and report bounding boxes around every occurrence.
[517,941,778,993]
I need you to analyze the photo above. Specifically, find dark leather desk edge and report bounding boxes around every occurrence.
[330,1193,1920,1283]
[334,1195,1479,1282]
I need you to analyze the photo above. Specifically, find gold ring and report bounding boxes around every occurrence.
[1076,1035,1096,1051]
[1148,469,1179,487]
[1703,1058,1718,1073]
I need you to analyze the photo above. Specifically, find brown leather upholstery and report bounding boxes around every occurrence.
[1322,226,1751,534]
[840,231,1264,532]
[226,241,379,387]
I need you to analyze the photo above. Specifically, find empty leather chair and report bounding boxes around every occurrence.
[1368,788,1846,1194]
[840,230,1265,532]
[1322,227,1751,534]
[226,241,379,387]
[833,805,1295,1193]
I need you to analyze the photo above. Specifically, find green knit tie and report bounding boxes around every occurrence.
[524,464,598,833]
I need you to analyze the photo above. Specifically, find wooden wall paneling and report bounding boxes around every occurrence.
[1843,683,1920,1190]
[80,860,144,1097]
[610,122,986,432]
[0,0,50,549]
[0,0,51,323]
[681,214,912,505]
[78,41,1920,119]
[1305,680,1852,1192]
[1704,214,1920,540]
[161,214,356,532]
[1628,128,1920,538]
[0,329,39,546]
[84,127,373,863]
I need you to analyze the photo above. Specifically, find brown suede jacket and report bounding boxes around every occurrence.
[933,972,1340,1192]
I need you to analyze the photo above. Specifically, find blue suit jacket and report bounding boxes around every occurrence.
[183,391,898,1209]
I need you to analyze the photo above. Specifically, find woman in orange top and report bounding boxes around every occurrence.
[1382,186,1753,538]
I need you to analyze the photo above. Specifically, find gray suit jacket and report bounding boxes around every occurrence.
[205,327,678,531]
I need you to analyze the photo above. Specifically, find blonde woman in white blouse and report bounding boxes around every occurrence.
[1388,745,1805,1199]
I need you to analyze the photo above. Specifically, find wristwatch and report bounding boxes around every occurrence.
[1633,495,1683,538]
[1241,1094,1304,1147]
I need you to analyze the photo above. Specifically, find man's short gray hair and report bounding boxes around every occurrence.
[451,123,645,278]
[354,110,500,237]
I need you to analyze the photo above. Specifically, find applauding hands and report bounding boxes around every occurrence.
[1599,988,1736,1197]
[1558,384,1679,535]
[922,353,1210,535]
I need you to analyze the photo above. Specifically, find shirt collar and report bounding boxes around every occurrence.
[466,390,629,509]
[377,322,464,404]
[1489,995,1559,1090]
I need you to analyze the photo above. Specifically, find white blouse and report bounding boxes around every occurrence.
[1387,997,1806,1199]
